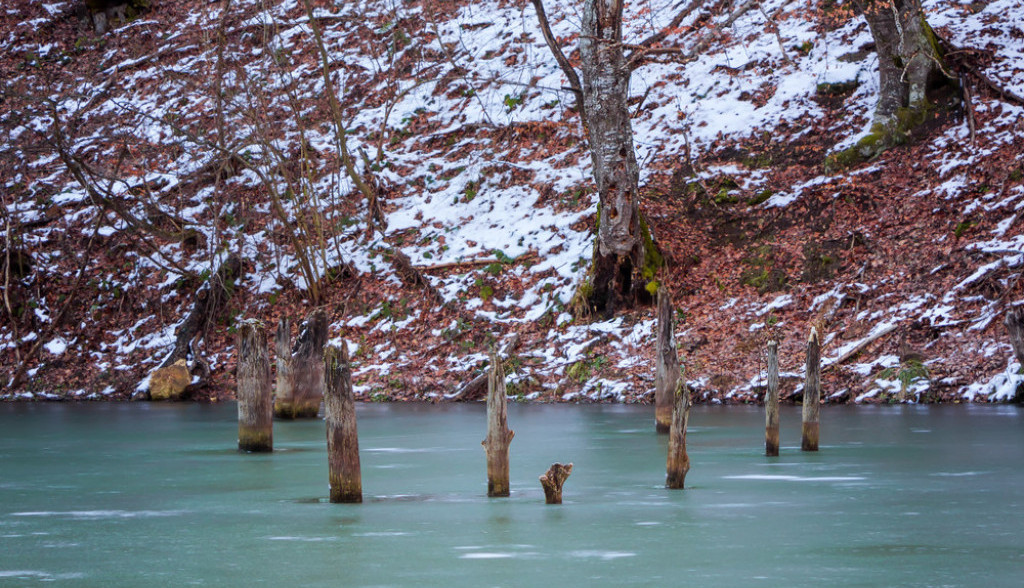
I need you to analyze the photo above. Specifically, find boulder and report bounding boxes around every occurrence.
[149,359,191,401]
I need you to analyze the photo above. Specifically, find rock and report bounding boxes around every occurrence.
[149,359,191,401]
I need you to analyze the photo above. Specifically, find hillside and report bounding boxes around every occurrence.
[2,0,1023,403]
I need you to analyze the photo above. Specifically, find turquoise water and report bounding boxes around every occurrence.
[1,402,1022,587]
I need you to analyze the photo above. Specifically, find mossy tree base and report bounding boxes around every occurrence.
[825,104,932,172]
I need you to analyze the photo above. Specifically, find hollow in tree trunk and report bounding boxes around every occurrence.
[237,321,273,452]
[482,350,514,497]
[577,0,659,315]
[802,328,821,452]
[325,344,361,503]
[655,287,680,433]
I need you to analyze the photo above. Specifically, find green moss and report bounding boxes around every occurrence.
[638,212,664,284]
[953,219,977,238]
[816,80,860,97]
[746,189,773,206]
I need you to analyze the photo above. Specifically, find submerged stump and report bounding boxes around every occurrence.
[237,321,273,452]
[325,344,361,503]
[765,340,780,457]
[802,328,821,452]
[666,380,691,489]
[540,463,573,504]
[654,287,680,434]
[274,309,327,419]
[482,350,514,497]
[274,317,293,411]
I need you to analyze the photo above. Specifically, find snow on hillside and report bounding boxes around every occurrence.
[1,0,1023,402]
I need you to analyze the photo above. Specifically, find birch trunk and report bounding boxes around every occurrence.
[482,350,514,497]
[765,340,780,457]
[802,328,821,452]
[237,321,272,452]
[325,344,361,503]
[655,287,680,433]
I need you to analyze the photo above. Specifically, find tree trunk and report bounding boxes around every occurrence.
[237,321,272,453]
[832,0,952,168]
[655,287,680,433]
[482,350,514,497]
[274,308,328,419]
[666,380,690,489]
[540,463,573,504]
[325,344,361,503]
[765,340,780,457]
[158,254,242,369]
[578,0,652,314]
[802,328,821,452]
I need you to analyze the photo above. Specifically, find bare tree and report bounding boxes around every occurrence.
[532,0,755,314]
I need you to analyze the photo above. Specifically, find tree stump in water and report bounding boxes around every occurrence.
[540,463,573,504]
[482,350,514,497]
[274,309,327,419]
[274,318,293,412]
[765,340,780,457]
[655,287,680,434]
[237,321,272,452]
[666,380,691,489]
[325,344,361,503]
[802,328,821,452]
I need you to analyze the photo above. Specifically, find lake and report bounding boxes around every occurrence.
[1,402,1021,587]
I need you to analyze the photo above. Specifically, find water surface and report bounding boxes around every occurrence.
[1,402,1021,587]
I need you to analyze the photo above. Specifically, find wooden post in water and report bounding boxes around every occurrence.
[666,380,691,489]
[482,350,514,497]
[274,317,292,411]
[655,287,680,434]
[325,344,361,503]
[765,340,780,457]
[237,321,273,452]
[274,309,327,419]
[802,327,821,452]
[540,463,573,504]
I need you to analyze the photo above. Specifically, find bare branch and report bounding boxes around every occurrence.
[627,0,757,70]
[530,0,586,126]
[634,0,702,50]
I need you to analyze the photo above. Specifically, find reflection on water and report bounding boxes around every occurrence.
[1,402,1022,587]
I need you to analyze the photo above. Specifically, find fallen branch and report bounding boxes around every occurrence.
[823,322,899,372]
[446,334,521,401]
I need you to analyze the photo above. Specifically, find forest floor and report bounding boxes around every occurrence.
[2,0,1023,404]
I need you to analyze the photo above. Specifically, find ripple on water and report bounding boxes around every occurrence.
[9,510,186,520]
[723,475,866,482]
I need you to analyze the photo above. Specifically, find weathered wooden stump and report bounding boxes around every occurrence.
[482,350,514,497]
[274,309,327,419]
[802,328,821,452]
[666,380,691,489]
[325,344,361,503]
[765,340,780,457]
[655,287,680,434]
[274,317,293,410]
[540,463,573,504]
[237,321,273,452]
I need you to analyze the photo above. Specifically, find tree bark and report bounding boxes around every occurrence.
[237,321,272,453]
[802,328,821,452]
[655,287,680,433]
[325,344,361,503]
[666,380,690,489]
[274,308,328,419]
[540,463,573,504]
[579,0,652,314]
[482,349,514,497]
[765,340,780,457]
